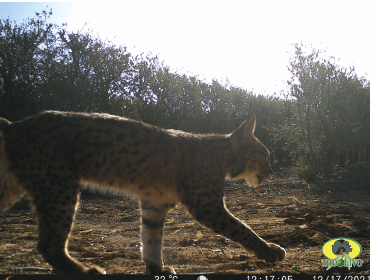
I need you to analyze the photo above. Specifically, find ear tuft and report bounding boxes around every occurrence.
[245,115,256,136]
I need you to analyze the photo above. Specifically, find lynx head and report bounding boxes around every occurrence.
[227,115,273,186]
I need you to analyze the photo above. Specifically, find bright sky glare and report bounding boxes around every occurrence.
[0,1,370,96]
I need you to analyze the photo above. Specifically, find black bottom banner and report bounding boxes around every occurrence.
[0,274,370,280]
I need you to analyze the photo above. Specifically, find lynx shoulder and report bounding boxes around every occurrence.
[0,111,285,274]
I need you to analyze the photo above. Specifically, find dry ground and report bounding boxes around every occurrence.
[0,163,369,275]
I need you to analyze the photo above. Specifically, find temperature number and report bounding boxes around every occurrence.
[155,276,178,280]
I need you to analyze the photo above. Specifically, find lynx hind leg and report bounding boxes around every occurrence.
[183,193,285,263]
[31,179,105,274]
[0,164,26,213]
[140,200,175,274]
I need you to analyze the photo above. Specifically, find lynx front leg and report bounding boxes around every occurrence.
[140,200,175,274]
[184,197,285,263]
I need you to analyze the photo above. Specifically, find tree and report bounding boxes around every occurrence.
[272,43,370,180]
[0,10,55,120]
[0,10,133,118]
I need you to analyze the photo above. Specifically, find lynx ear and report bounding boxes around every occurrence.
[229,115,256,151]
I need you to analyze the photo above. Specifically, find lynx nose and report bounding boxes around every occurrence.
[261,168,274,181]
[262,173,273,181]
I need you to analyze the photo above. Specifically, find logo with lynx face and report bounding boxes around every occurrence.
[321,238,363,270]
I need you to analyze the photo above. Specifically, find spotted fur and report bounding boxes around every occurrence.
[0,111,285,274]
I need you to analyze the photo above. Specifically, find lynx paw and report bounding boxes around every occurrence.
[146,263,176,274]
[161,266,177,275]
[85,266,106,274]
[256,243,286,262]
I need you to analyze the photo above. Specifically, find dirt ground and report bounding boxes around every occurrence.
[0,163,369,275]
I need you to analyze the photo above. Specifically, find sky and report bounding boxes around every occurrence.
[0,1,371,96]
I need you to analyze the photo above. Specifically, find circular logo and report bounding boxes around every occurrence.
[322,237,361,259]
